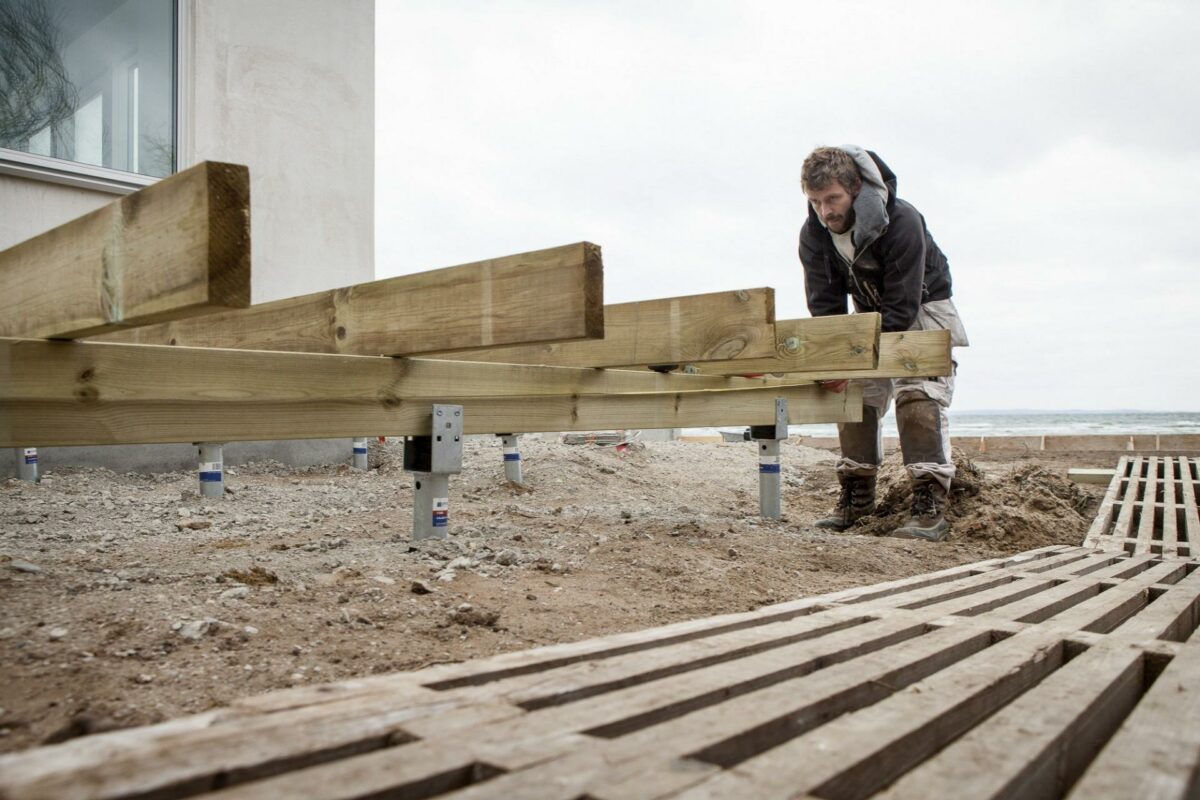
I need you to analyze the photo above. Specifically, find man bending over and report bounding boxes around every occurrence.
[799,146,968,541]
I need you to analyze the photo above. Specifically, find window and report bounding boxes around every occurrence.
[0,0,177,191]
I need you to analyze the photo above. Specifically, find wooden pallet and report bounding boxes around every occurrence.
[1084,456,1200,558]
[2,544,1197,800]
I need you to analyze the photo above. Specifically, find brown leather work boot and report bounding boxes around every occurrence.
[815,474,877,531]
[891,480,950,541]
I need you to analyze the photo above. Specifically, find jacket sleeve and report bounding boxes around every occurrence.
[799,228,848,318]
[875,204,926,331]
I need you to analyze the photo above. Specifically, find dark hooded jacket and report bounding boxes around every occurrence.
[799,149,952,333]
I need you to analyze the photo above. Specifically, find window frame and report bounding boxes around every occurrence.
[0,0,188,196]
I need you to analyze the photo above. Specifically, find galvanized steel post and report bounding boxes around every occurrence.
[18,448,38,483]
[352,438,369,470]
[498,433,522,483]
[749,398,788,520]
[197,443,224,498]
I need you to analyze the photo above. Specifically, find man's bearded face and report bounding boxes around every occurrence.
[806,182,858,234]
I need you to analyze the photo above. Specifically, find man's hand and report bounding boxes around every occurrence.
[819,379,849,393]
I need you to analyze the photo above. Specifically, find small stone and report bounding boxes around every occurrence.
[220,586,250,601]
[176,520,212,531]
[727,547,739,558]
[550,562,564,574]
[177,618,218,640]
[457,602,473,612]
[8,559,42,574]
[371,575,396,586]
[135,673,154,684]
[435,570,456,583]
[243,626,259,635]
[410,580,434,595]
[620,510,633,520]
[47,627,68,640]
[495,549,518,566]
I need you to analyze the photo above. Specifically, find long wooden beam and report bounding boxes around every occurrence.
[95,243,604,357]
[0,161,251,339]
[429,288,777,368]
[693,326,949,379]
[0,339,860,446]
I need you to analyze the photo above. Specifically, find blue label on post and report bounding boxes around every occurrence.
[503,453,521,461]
[353,447,368,455]
[432,511,448,527]
[199,471,223,482]
[759,463,781,474]
[25,455,37,464]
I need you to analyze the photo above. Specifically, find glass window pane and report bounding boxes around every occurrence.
[0,0,175,178]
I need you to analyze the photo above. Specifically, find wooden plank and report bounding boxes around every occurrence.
[441,625,996,800]
[1161,458,1180,557]
[0,161,250,339]
[684,314,883,375]
[1084,456,1132,549]
[428,288,778,367]
[0,338,861,446]
[0,337,790,401]
[875,642,1146,800]
[1134,456,1161,554]
[696,327,951,381]
[97,242,604,356]
[1068,639,1200,800]
[1108,456,1144,551]
[672,629,1067,800]
[1069,467,1118,485]
[1181,457,1200,557]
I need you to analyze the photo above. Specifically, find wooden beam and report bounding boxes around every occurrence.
[695,328,950,380]
[430,288,776,367]
[0,338,860,446]
[683,314,880,375]
[96,243,604,357]
[0,161,251,339]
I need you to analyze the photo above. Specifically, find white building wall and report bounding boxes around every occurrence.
[185,0,375,301]
[0,0,375,300]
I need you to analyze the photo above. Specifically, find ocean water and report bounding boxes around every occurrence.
[698,411,1200,439]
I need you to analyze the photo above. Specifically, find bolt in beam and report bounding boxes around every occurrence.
[197,442,224,498]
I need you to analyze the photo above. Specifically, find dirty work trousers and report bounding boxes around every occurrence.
[836,298,968,491]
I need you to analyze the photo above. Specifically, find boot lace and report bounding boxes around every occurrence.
[911,483,939,519]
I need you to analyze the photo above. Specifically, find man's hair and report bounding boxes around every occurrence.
[801,147,862,193]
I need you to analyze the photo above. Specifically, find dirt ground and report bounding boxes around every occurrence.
[0,437,1118,753]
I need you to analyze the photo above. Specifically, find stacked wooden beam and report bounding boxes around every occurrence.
[0,161,957,448]
[2,544,1196,799]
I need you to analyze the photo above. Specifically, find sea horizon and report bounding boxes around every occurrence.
[690,409,1200,438]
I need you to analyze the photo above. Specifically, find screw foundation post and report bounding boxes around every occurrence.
[197,443,224,498]
[18,448,38,482]
[498,433,522,482]
[749,398,788,520]
[403,405,464,541]
[757,439,781,519]
[352,438,369,470]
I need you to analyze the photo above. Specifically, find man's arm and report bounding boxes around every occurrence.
[876,201,927,332]
[799,230,849,317]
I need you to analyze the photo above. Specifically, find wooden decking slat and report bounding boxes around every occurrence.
[1134,456,1161,554]
[1181,457,1200,555]
[671,629,1068,800]
[1067,638,1200,800]
[1085,456,1131,548]
[1161,458,1180,557]
[874,641,1146,800]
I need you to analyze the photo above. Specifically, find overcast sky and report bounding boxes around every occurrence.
[375,1,1199,412]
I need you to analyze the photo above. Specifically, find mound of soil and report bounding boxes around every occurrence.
[852,450,1095,548]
